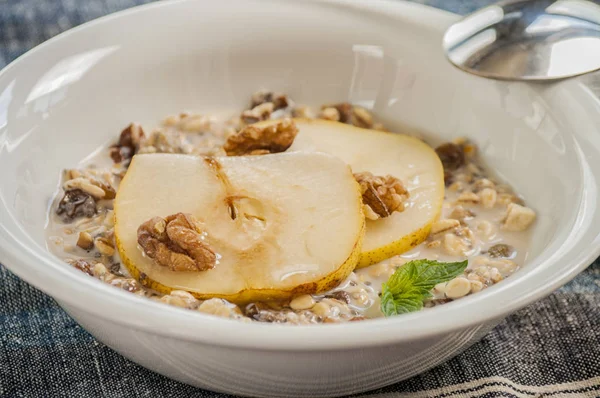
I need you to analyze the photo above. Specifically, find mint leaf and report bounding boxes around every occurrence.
[380,259,468,316]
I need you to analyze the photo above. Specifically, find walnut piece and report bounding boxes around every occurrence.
[223,119,298,156]
[354,172,409,220]
[241,103,275,125]
[110,123,145,164]
[67,258,97,277]
[250,90,290,111]
[319,103,375,128]
[137,213,216,272]
[321,103,353,124]
[76,232,94,250]
[56,189,97,222]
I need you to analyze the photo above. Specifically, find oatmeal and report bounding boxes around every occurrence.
[45,91,536,324]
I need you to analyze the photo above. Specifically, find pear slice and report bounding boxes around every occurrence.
[282,119,444,267]
[114,152,365,303]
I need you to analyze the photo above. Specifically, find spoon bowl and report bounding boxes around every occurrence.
[443,0,600,81]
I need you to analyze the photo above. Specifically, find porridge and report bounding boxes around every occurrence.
[45,90,535,324]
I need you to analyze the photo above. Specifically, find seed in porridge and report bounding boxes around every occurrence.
[76,232,94,250]
[497,193,525,206]
[479,188,497,208]
[502,203,536,231]
[447,179,462,191]
[427,240,441,249]
[94,237,115,257]
[473,178,495,192]
[469,280,484,293]
[456,191,480,204]
[443,233,469,256]
[311,302,331,318]
[92,262,108,278]
[454,225,474,240]
[352,107,374,128]
[289,294,316,310]
[56,189,97,222]
[223,119,298,156]
[445,277,471,299]
[449,206,475,223]
[62,177,107,200]
[430,219,460,235]
[320,107,340,121]
[475,220,495,238]
[487,244,515,259]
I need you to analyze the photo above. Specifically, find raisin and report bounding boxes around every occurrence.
[326,291,351,304]
[56,189,97,222]
[71,259,95,277]
[435,143,465,171]
[487,244,515,258]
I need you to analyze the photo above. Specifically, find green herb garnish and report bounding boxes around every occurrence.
[380,259,468,316]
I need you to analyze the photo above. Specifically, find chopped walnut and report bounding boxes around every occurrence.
[354,172,409,220]
[76,232,94,250]
[351,107,374,128]
[56,189,97,222]
[110,123,145,164]
[245,302,319,324]
[137,213,216,272]
[241,102,275,124]
[321,103,353,124]
[325,291,351,304]
[319,103,375,128]
[430,219,460,235]
[223,119,298,156]
[250,90,290,111]
[67,259,97,277]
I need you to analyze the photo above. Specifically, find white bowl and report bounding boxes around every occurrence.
[1,0,600,396]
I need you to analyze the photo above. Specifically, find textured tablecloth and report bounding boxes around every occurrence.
[1,1,599,397]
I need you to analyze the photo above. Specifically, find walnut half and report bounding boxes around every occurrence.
[137,213,216,272]
[223,119,298,156]
[354,172,409,220]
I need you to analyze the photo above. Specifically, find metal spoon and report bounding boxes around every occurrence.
[443,0,600,80]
